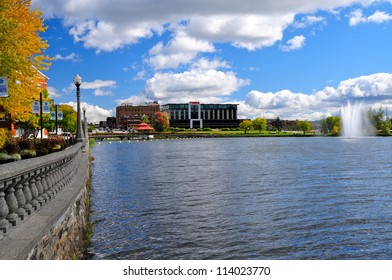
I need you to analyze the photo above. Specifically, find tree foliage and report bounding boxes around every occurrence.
[0,0,51,124]
[368,106,385,131]
[252,117,267,133]
[55,105,77,133]
[240,120,253,134]
[368,106,391,135]
[141,114,150,124]
[321,116,341,136]
[296,120,312,135]
[152,111,170,132]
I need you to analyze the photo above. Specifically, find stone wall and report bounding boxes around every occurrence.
[26,183,89,259]
[0,142,90,260]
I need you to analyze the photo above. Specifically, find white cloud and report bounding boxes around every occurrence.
[54,52,80,62]
[190,58,230,70]
[80,79,116,96]
[184,14,295,50]
[62,79,117,97]
[148,32,215,70]
[93,89,113,96]
[243,73,392,120]
[368,10,392,23]
[33,0,380,53]
[65,102,114,124]
[144,67,249,103]
[335,73,392,98]
[294,15,326,29]
[349,9,392,26]
[280,35,306,51]
[79,79,116,90]
[47,86,62,98]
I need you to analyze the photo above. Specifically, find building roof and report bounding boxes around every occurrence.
[134,122,154,131]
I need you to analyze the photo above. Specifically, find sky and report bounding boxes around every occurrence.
[30,0,392,124]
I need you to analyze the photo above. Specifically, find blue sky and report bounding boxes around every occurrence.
[31,0,392,123]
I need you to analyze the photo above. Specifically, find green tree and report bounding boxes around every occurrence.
[321,116,341,136]
[141,114,150,124]
[152,111,170,132]
[240,120,253,134]
[252,117,267,133]
[296,120,312,135]
[380,118,391,136]
[368,106,385,132]
[56,105,77,133]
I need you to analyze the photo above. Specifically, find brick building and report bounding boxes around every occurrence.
[116,102,160,130]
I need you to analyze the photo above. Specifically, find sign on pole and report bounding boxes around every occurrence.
[50,111,56,120]
[43,101,50,113]
[32,101,40,113]
[0,77,8,97]
[50,111,63,120]
[57,111,63,121]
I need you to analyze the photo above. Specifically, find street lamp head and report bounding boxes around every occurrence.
[74,74,82,86]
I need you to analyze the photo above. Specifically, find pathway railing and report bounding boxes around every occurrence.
[0,143,84,239]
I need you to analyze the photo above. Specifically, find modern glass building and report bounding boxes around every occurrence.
[161,102,240,128]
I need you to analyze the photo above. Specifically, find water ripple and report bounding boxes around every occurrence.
[90,137,392,259]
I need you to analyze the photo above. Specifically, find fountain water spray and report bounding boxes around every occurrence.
[340,101,370,138]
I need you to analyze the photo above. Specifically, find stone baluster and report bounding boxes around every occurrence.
[63,158,72,186]
[57,160,66,190]
[14,177,27,221]
[61,159,68,187]
[49,164,59,195]
[22,174,33,215]
[28,172,40,211]
[0,186,10,235]
[45,166,56,197]
[5,180,20,226]
[39,167,50,202]
[34,170,45,206]
[53,162,62,193]
[40,167,52,202]
[43,166,54,199]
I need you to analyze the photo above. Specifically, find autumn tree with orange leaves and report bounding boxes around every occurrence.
[0,0,51,125]
[152,111,170,132]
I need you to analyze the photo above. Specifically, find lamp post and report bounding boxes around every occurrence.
[55,104,58,135]
[74,74,83,142]
[83,106,87,139]
[39,91,43,141]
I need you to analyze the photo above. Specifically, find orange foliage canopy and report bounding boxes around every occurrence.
[0,0,52,123]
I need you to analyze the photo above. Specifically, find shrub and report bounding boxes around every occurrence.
[11,153,21,161]
[4,139,21,154]
[20,149,37,159]
[0,152,14,163]
[36,136,67,155]
[37,147,49,156]
[17,138,35,150]
[0,135,68,164]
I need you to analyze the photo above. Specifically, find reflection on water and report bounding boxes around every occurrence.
[90,137,392,259]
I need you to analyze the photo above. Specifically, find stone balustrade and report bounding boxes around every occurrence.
[0,143,85,240]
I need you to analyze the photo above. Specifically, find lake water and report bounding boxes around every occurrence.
[89,137,392,260]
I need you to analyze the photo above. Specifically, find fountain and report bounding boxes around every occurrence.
[340,101,370,138]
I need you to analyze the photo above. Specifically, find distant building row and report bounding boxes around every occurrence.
[101,101,240,130]
[98,101,299,131]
